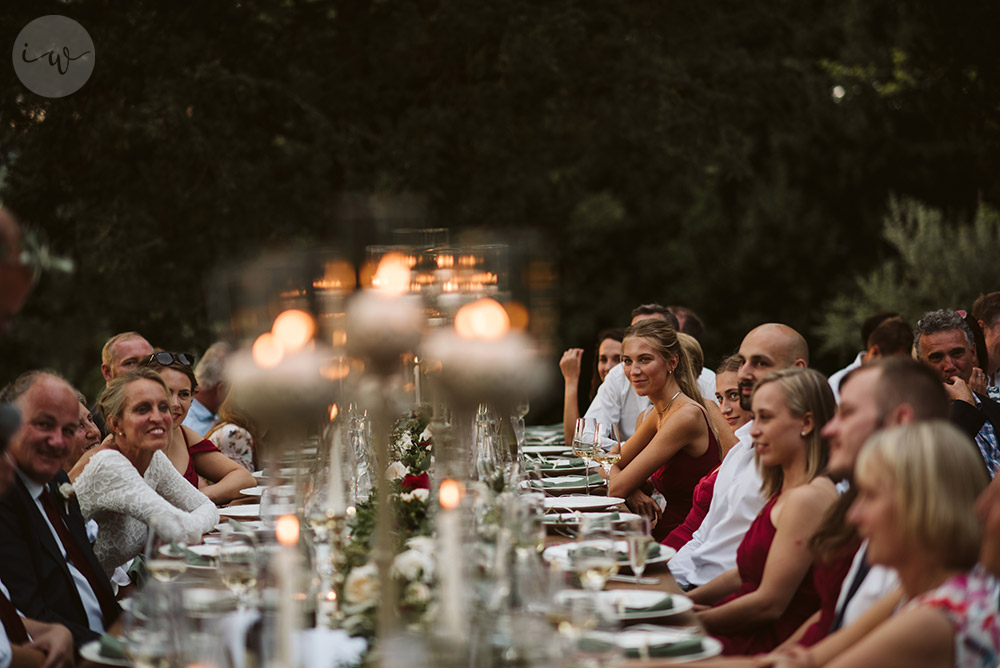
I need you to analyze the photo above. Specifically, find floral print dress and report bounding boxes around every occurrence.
[207,423,256,472]
[905,565,1000,668]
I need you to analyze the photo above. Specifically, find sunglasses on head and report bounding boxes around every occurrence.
[146,352,194,367]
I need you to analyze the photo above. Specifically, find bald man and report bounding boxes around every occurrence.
[669,324,809,589]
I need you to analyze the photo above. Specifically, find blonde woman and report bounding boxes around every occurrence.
[690,368,837,655]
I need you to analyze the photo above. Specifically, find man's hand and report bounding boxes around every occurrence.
[24,621,74,668]
[944,375,976,405]
[559,348,584,385]
[970,367,989,396]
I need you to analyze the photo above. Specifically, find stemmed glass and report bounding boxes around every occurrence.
[572,418,600,495]
[621,516,656,583]
[218,528,260,611]
[572,516,619,592]
[593,423,622,484]
[123,580,176,668]
[144,521,187,583]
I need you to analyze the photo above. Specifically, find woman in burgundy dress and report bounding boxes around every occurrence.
[690,368,838,655]
[607,319,732,540]
[142,353,255,504]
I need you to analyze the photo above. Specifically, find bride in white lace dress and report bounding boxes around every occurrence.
[70,367,219,575]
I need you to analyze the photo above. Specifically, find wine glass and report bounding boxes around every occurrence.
[593,423,622,481]
[572,516,619,592]
[515,398,530,420]
[621,516,656,583]
[144,521,187,583]
[218,529,260,611]
[572,418,600,495]
[123,580,176,668]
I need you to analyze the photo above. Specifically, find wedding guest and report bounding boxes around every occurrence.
[663,355,750,550]
[0,372,120,646]
[63,397,100,474]
[583,304,680,443]
[607,319,732,540]
[826,312,897,403]
[92,332,154,437]
[69,368,219,575]
[972,292,1000,400]
[669,324,809,590]
[142,353,255,503]
[914,309,1000,477]
[669,305,717,399]
[691,368,837,655]
[182,342,231,436]
[560,328,625,445]
[206,385,264,472]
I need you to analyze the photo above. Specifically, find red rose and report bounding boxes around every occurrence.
[401,472,430,491]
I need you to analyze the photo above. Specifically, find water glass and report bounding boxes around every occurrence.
[218,528,260,610]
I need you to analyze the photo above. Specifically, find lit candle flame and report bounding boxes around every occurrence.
[329,404,338,421]
[454,298,510,340]
[371,252,410,296]
[272,309,315,352]
[252,333,284,368]
[439,479,463,510]
[276,514,300,545]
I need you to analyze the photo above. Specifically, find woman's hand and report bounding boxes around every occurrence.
[560,348,584,385]
[626,489,661,527]
[752,647,814,668]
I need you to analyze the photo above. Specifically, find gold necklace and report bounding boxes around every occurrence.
[656,390,682,417]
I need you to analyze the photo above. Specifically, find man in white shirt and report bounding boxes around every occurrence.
[583,304,679,441]
[669,323,808,589]
[827,311,900,403]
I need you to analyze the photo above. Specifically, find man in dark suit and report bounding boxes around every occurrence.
[0,371,120,648]
[915,309,1000,477]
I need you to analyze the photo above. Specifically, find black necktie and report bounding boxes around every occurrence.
[830,545,871,632]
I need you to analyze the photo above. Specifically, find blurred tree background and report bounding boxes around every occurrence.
[1,0,999,419]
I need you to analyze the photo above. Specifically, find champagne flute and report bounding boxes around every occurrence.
[593,423,622,485]
[572,515,619,592]
[622,516,655,582]
[572,418,600,495]
[123,580,175,668]
[218,529,260,611]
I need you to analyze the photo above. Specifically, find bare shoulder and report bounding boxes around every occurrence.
[780,478,838,520]
[180,424,205,444]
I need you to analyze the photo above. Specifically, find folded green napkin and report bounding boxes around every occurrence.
[127,554,148,588]
[624,594,673,613]
[184,549,215,567]
[544,473,605,488]
[616,543,661,562]
[99,634,127,659]
[624,637,703,658]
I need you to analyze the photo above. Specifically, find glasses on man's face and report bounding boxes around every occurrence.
[146,352,194,367]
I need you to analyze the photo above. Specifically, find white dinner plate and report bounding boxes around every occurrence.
[537,458,599,476]
[598,589,694,621]
[239,486,264,497]
[542,541,676,570]
[543,495,625,512]
[524,445,573,456]
[542,511,643,529]
[520,475,605,495]
[219,504,261,519]
[79,640,130,667]
[187,544,221,557]
[616,627,722,662]
[252,470,265,478]
[214,520,265,533]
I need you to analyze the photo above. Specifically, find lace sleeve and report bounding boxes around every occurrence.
[208,424,255,472]
[147,452,220,539]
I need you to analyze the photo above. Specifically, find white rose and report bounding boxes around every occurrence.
[406,536,435,555]
[397,432,413,450]
[392,548,434,581]
[400,492,414,503]
[418,427,432,443]
[385,461,408,481]
[344,563,379,608]
[410,488,429,502]
[405,581,430,604]
[57,482,75,500]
